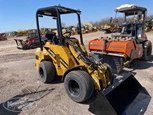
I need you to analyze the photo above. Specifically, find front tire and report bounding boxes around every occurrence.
[64,70,94,103]
[38,61,56,83]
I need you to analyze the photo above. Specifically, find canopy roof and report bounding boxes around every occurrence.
[115,4,147,15]
[36,5,81,17]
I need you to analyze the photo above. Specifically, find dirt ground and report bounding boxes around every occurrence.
[0,31,153,115]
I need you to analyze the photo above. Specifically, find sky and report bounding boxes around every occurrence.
[0,0,153,32]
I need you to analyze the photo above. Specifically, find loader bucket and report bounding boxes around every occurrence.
[88,73,151,115]
[14,39,27,49]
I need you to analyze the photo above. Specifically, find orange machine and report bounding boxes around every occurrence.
[88,36,152,74]
[88,5,152,74]
[88,38,143,59]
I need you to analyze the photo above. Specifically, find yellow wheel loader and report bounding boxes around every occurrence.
[145,18,153,32]
[34,5,151,115]
[76,23,88,34]
[101,17,121,34]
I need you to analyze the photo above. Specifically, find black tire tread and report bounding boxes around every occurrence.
[103,63,114,84]
[141,40,152,61]
[39,61,56,83]
[64,70,94,102]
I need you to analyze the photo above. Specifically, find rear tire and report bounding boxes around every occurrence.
[64,70,94,103]
[103,63,114,84]
[98,54,123,74]
[38,61,56,83]
[141,40,152,61]
[89,53,123,74]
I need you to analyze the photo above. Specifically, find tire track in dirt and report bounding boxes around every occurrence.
[0,53,34,63]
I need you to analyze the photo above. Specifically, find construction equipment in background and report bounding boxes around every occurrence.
[8,31,18,37]
[65,26,78,35]
[82,23,98,32]
[76,23,88,34]
[0,33,7,41]
[101,17,121,34]
[62,26,77,36]
[34,5,151,115]
[48,27,76,37]
[28,29,37,33]
[17,29,28,37]
[88,4,152,74]
[77,22,98,34]
[40,28,51,35]
[8,29,37,38]
[14,32,46,50]
[70,26,78,35]
[145,17,153,32]
[99,24,105,31]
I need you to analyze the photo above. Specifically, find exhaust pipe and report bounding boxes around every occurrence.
[88,73,151,115]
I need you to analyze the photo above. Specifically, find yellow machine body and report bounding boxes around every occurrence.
[35,38,111,91]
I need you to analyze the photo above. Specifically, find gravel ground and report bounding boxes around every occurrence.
[0,31,153,115]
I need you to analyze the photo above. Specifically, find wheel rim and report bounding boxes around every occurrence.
[68,80,80,96]
[39,68,44,79]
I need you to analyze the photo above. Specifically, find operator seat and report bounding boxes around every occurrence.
[121,22,135,36]
[111,22,135,37]
[121,22,131,34]
[45,32,58,44]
